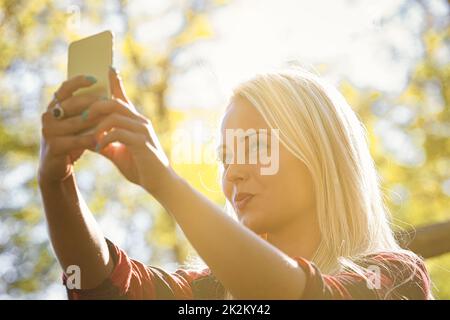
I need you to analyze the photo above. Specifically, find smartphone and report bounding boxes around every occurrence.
[68,30,114,99]
[68,30,113,135]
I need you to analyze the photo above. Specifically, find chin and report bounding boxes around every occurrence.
[239,212,268,235]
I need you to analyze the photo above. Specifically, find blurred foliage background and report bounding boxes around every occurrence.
[0,0,448,299]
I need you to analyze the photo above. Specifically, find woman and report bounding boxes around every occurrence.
[38,67,432,299]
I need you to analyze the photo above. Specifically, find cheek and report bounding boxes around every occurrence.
[263,154,316,215]
[256,175,284,208]
[282,164,316,211]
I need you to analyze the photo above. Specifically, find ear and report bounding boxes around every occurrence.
[109,66,129,102]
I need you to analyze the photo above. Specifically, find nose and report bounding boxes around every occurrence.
[223,162,249,184]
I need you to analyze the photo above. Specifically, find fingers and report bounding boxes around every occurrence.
[109,67,129,103]
[42,93,146,140]
[59,94,100,118]
[47,75,97,111]
[48,75,97,111]
[41,110,101,137]
[46,134,97,157]
[56,75,97,100]
[88,97,145,123]
[41,94,104,137]
[96,128,146,151]
[94,113,149,140]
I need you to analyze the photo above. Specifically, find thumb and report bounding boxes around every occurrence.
[109,66,129,102]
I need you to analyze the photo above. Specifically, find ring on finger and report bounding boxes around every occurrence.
[51,92,65,120]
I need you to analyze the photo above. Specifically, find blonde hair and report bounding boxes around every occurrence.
[193,67,428,299]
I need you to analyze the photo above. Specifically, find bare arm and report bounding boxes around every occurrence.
[152,172,306,300]
[38,75,114,289]
[39,174,113,289]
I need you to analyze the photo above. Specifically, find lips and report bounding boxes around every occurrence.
[233,192,255,210]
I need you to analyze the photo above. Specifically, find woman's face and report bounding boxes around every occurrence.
[220,97,316,235]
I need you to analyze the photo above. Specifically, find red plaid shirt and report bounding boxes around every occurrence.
[63,238,432,300]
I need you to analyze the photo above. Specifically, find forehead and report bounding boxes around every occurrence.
[220,97,269,132]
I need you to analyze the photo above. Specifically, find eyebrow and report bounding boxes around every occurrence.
[216,129,271,151]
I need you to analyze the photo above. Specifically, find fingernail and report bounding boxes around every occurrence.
[85,75,97,84]
[81,109,89,121]
[95,142,101,152]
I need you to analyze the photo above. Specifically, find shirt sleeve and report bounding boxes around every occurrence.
[292,252,431,300]
[62,238,211,300]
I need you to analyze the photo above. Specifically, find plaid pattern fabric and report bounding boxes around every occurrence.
[64,239,431,300]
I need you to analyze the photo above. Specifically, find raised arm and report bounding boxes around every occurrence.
[38,76,113,289]
[39,175,113,289]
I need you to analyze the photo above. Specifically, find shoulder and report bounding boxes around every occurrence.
[175,267,225,300]
[353,251,432,299]
[292,251,432,300]
[361,251,429,280]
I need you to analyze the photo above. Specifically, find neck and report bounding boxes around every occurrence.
[266,210,321,260]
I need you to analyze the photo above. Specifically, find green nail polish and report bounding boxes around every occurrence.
[95,143,101,152]
[85,75,97,84]
[81,109,89,121]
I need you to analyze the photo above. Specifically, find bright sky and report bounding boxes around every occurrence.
[167,0,433,110]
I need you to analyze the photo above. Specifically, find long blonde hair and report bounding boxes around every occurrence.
[189,67,428,299]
